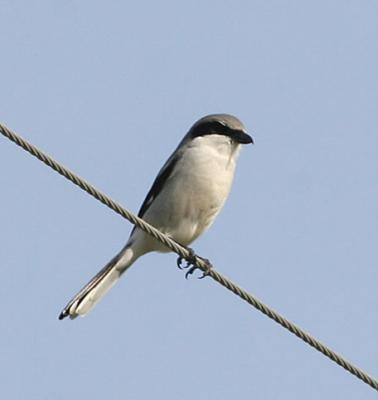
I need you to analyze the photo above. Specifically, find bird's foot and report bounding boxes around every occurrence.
[176,247,213,279]
[177,247,196,270]
[185,257,213,279]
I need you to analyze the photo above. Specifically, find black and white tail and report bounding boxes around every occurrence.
[59,247,135,320]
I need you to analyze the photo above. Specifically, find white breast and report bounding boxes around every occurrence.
[140,134,241,250]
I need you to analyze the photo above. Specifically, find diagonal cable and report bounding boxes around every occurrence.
[1,122,377,391]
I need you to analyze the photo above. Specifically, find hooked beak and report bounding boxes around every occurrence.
[234,130,254,144]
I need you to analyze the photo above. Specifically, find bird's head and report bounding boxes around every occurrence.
[188,114,253,145]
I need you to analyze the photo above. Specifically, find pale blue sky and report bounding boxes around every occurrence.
[1,1,378,399]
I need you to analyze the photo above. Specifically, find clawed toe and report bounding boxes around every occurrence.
[177,255,185,269]
[176,247,213,279]
[184,259,213,279]
[197,258,213,279]
[176,247,196,270]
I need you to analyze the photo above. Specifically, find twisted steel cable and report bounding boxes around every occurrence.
[1,122,377,391]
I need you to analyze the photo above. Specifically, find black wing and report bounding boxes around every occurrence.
[137,152,179,218]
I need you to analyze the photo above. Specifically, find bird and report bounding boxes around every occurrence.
[59,114,253,320]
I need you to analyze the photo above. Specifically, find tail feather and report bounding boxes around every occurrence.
[59,247,135,320]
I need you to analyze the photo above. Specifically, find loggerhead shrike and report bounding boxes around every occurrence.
[59,114,253,320]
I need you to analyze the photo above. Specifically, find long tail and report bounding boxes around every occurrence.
[59,246,136,320]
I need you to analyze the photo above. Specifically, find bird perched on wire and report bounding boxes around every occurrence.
[59,114,253,320]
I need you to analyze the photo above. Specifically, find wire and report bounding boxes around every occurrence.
[1,122,377,391]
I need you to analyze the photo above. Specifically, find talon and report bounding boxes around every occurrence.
[185,265,197,279]
[176,247,213,279]
[198,258,213,279]
[176,247,196,270]
[184,257,213,279]
[177,256,185,270]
